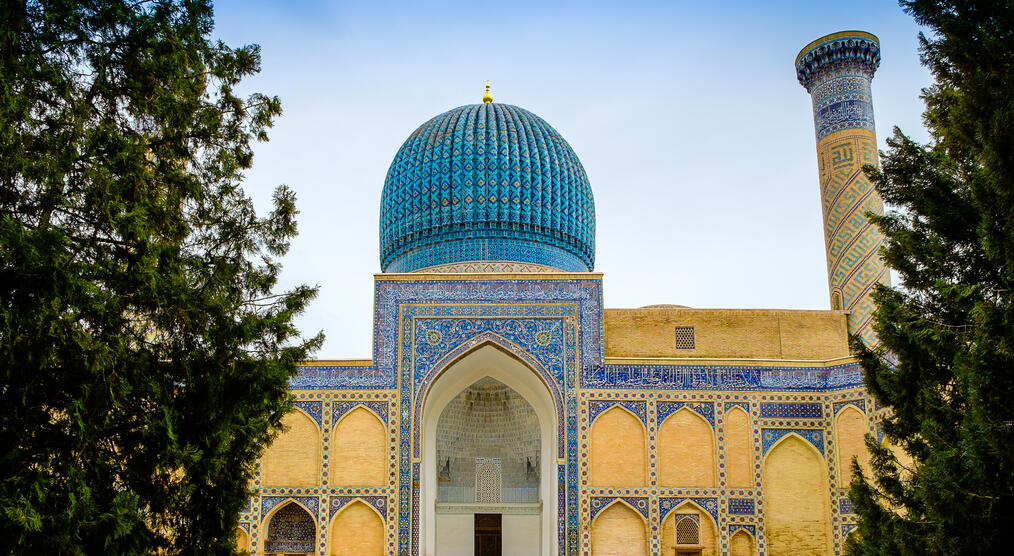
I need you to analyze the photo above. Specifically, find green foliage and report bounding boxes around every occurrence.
[0,1,321,553]
[846,1,1014,553]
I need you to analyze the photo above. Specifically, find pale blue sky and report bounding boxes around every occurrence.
[212,0,933,358]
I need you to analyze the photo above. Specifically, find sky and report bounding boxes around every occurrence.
[211,0,934,359]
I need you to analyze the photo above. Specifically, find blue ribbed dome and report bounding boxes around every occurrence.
[380,103,595,272]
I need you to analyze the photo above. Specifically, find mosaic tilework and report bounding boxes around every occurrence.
[373,277,603,556]
[660,497,719,525]
[590,496,649,520]
[759,402,823,419]
[728,498,755,515]
[261,495,319,520]
[834,399,866,416]
[839,496,855,515]
[798,32,888,349]
[585,362,863,390]
[379,103,595,272]
[292,400,323,428]
[729,523,757,537]
[387,239,589,274]
[761,428,826,457]
[588,400,647,425]
[657,401,715,427]
[796,33,881,139]
[333,400,388,424]
[290,364,388,389]
[415,260,563,273]
[725,401,749,414]
[329,495,388,519]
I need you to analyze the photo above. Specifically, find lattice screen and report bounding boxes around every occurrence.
[475,457,503,503]
[675,514,700,545]
[674,326,695,350]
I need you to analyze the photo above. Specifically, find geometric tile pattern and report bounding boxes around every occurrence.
[379,103,595,273]
[797,31,888,349]
[590,496,649,520]
[728,498,755,515]
[761,428,826,457]
[659,497,720,526]
[332,400,388,425]
[658,401,715,428]
[833,399,866,416]
[759,402,823,419]
[262,274,879,556]
[329,495,388,519]
[588,400,647,425]
[292,400,323,428]
[838,496,855,515]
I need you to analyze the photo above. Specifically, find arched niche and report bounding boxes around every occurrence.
[657,408,716,488]
[729,528,756,556]
[262,409,320,488]
[589,406,647,487]
[261,501,316,555]
[330,406,387,487]
[327,500,385,556]
[235,526,250,553]
[420,343,558,556]
[660,500,718,556]
[724,406,753,488]
[590,500,648,556]
[835,405,870,487]
[762,434,831,555]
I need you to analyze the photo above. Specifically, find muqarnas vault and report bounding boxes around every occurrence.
[235,31,903,556]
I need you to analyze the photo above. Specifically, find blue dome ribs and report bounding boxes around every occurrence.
[503,107,522,228]
[379,103,595,271]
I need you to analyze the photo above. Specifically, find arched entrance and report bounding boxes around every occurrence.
[262,501,316,555]
[421,344,559,556]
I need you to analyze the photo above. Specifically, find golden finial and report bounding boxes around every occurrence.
[482,81,493,104]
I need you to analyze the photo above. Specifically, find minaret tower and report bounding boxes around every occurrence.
[796,31,889,349]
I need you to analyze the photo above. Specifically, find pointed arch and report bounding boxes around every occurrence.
[260,500,317,555]
[420,343,558,556]
[658,407,716,487]
[590,405,647,487]
[413,332,564,459]
[591,499,649,556]
[725,405,753,488]
[763,434,831,555]
[761,431,825,465]
[234,526,250,552]
[660,500,718,556]
[729,528,756,556]
[835,405,870,487]
[330,406,387,487]
[327,499,385,556]
[262,407,320,488]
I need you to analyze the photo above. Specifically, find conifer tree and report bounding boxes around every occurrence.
[0,1,321,553]
[846,1,1014,553]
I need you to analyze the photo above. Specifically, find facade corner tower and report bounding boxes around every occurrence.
[796,31,889,348]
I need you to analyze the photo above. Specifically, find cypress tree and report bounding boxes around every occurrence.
[0,1,321,553]
[847,1,1014,553]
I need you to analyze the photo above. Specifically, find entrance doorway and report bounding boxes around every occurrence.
[474,513,502,556]
[421,344,559,555]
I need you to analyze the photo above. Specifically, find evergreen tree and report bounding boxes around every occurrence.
[847,1,1014,553]
[0,1,321,553]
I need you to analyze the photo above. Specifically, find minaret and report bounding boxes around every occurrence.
[796,31,889,349]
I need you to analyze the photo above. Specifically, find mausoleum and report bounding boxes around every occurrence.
[235,30,895,556]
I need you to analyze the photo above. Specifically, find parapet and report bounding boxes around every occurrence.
[795,31,881,92]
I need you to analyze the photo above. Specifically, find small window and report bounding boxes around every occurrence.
[674,326,695,350]
[675,513,700,545]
